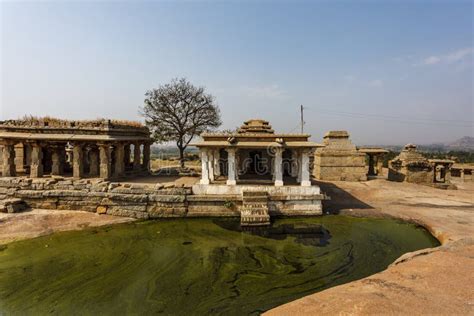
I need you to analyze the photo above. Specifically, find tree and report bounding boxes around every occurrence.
[141,78,221,168]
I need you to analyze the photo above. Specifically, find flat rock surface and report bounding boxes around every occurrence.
[266,178,474,315]
[0,209,134,245]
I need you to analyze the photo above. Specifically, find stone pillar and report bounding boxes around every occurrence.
[296,150,302,183]
[114,143,125,177]
[273,147,283,186]
[72,143,84,178]
[368,154,375,176]
[2,143,16,177]
[301,149,311,187]
[214,149,221,177]
[133,142,141,171]
[291,150,299,178]
[51,146,64,176]
[200,149,210,185]
[445,164,452,182]
[30,143,43,178]
[99,144,112,179]
[461,169,465,182]
[89,148,99,177]
[226,148,237,185]
[124,144,131,168]
[142,142,150,171]
[208,149,215,182]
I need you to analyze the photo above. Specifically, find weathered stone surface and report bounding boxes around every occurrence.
[148,194,186,203]
[106,208,149,219]
[43,190,89,197]
[106,193,148,203]
[15,190,43,198]
[0,198,27,213]
[96,206,107,214]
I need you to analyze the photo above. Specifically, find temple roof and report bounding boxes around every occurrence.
[237,119,274,134]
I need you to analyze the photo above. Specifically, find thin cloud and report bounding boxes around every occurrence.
[368,79,383,87]
[418,47,473,66]
[244,84,286,99]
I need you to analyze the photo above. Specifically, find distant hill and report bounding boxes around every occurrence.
[446,136,474,151]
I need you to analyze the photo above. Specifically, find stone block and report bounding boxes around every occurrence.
[96,206,107,214]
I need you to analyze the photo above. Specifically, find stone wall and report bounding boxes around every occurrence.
[0,177,189,219]
[0,178,325,219]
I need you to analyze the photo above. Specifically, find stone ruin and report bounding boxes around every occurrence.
[313,131,367,181]
[388,144,455,189]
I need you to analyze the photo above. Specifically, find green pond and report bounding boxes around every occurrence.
[0,216,439,315]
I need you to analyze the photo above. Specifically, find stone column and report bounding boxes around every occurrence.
[200,148,210,185]
[124,144,131,168]
[89,148,99,177]
[301,149,311,187]
[99,144,112,179]
[2,143,16,177]
[72,143,84,178]
[226,148,237,185]
[30,143,43,178]
[114,143,125,177]
[51,146,65,176]
[461,169,465,182]
[133,142,141,171]
[273,147,283,186]
[368,154,375,176]
[142,142,150,171]
[445,164,452,182]
[214,149,221,177]
[208,149,215,182]
[291,149,299,178]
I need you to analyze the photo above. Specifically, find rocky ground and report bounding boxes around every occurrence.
[266,179,474,315]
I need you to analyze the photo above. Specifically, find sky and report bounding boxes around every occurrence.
[1,0,473,145]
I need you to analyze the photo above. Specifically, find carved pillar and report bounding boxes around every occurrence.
[114,143,125,177]
[72,143,84,178]
[2,143,16,177]
[301,149,311,187]
[89,148,99,177]
[51,146,65,176]
[99,143,112,179]
[213,149,221,177]
[133,142,141,171]
[376,154,384,176]
[226,148,237,185]
[273,147,283,186]
[200,148,210,185]
[208,149,215,182]
[30,143,43,178]
[142,142,150,171]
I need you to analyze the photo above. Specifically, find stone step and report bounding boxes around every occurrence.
[241,190,270,227]
[242,191,268,197]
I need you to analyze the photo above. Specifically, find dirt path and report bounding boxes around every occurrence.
[266,180,474,315]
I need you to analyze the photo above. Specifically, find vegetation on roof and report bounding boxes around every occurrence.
[1,115,144,128]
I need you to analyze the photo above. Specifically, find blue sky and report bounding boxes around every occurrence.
[1,1,472,145]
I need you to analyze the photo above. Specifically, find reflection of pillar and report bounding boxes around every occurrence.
[99,144,112,179]
[89,148,99,177]
[51,146,64,175]
[200,149,210,185]
[301,149,311,187]
[30,143,43,178]
[133,142,141,171]
[2,143,16,177]
[142,142,150,171]
[72,143,84,178]
[226,148,237,185]
[273,147,283,186]
[114,143,125,177]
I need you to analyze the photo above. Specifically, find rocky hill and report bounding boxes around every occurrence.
[446,136,474,151]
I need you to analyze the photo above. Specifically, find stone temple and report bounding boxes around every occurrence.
[0,117,151,179]
[191,119,326,226]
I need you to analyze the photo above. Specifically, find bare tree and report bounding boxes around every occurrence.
[141,78,221,168]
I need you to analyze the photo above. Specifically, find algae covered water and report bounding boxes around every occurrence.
[0,216,439,315]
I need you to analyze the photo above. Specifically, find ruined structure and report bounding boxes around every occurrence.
[0,118,151,179]
[388,144,455,188]
[313,131,367,181]
[358,147,388,177]
[451,164,474,182]
[191,119,326,226]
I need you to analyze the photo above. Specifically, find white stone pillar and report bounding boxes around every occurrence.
[214,149,221,177]
[208,149,215,182]
[226,148,237,185]
[291,149,299,178]
[200,149,210,185]
[301,149,311,187]
[273,147,283,186]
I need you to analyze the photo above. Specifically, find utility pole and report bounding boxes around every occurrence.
[300,105,304,134]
